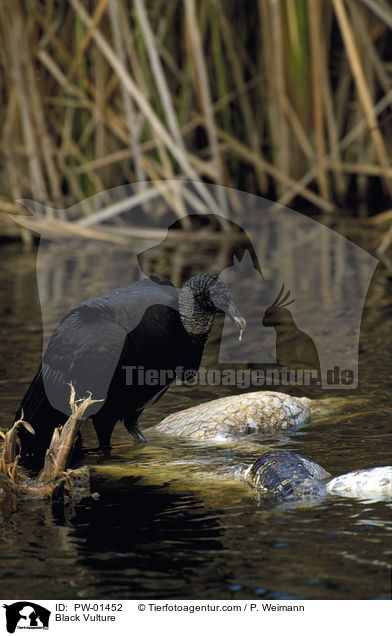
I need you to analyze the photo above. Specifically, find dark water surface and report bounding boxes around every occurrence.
[0,222,391,600]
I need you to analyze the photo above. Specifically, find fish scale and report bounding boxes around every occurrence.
[156,391,311,440]
[246,451,392,503]
[245,450,330,501]
[155,392,392,502]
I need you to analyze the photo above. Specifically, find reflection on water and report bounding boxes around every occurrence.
[0,221,391,600]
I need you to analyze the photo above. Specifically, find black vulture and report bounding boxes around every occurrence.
[15,273,246,464]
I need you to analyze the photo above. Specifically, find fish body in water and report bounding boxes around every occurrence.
[156,391,311,441]
[245,451,330,502]
[157,391,391,503]
[246,450,392,503]
[326,467,392,501]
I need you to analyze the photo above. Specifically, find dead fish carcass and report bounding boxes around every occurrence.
[245,450,392,504]
[156,391,311,441]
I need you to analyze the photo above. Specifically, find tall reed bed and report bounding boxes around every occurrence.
[0,0,391,226]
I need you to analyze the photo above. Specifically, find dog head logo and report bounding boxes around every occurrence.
[3,602,50,633]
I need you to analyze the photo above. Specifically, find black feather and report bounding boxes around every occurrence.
[16,273,245,466]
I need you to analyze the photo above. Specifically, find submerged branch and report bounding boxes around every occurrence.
[0,385,102,505]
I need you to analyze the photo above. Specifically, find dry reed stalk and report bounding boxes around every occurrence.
[140,154,188,220]
[0,1,391,218]
[94,48,106,160]
[360,0,392,29]
[24,46,62,206]
[0,199,22,214]
[135,0,185,153]
[217,128,334,212]
[269,0,290,193]
[363,208,392,226]
[12,214,133,244]
[209,3,230,136]
[109,0,146,185]
[99,223,239,242]
[64,21,136,147]
[2,89,33,246]
[218,10,267,191]
[117,0,149,97]
[78,110,101,152]
[184,0,228,217]
[77,70,121,160]
[282,96,314,160]
[314,1,346,197]
[327,162,392,177]
[72,141,218,181]
[211,74,264,119]
[321,59,346,197]
[353,33,376,210]
[69,0,111,76]
[72,148,133,174]
[37,14,132,147]
[134,0,189,222]
[50,111,107,198]
[376,224,392,275]
[332,0,392,197]
[93,224,167,240]
[75,187,163,227]
[277,88,392,208]
[334,62,352,142]
[152,175,211,215]
[69,0,223,217]
[184,148,218,179]
[258,0,277,194]
[350,4,391,94]
[76,74,128,158]
[308,0,330,201]
[59,141,98,204]
[37,49,85,98]
[0,5,47,204]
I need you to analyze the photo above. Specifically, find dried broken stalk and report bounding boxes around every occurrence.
[0,385,102,501]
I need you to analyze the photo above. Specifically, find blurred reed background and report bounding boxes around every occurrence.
[0,0,391,238]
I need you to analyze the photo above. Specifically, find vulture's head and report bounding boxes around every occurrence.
[179,273,246,338]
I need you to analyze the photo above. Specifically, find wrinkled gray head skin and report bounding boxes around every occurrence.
[179,273,246,336]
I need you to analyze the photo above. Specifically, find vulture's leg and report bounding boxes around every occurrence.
[91,413,118,449]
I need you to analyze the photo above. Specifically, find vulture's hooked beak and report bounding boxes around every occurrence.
[209,281,247,342]
[227,303,247,341]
